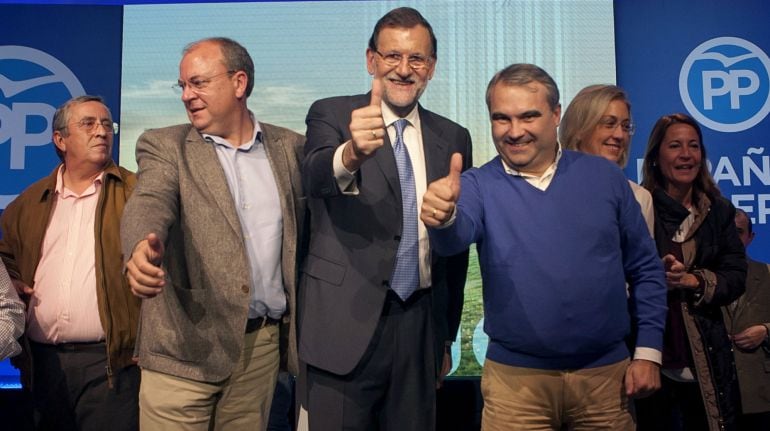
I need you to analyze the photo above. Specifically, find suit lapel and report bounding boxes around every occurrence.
[735,260,762,320]
[420,107,448,183]
[419,108,449,267]
[373,128,401,202]
[184,129,242,236]
[360,99,449,202]
[262,123,296,238]
[371,105,451,204]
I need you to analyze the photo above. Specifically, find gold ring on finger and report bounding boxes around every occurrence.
[432,208,437,217]
[371,130,377,138]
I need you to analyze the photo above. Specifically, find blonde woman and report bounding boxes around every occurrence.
[560,84,653,235]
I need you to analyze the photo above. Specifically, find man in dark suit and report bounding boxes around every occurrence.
[724,209,770,430]
[298,7,472,430]
[122,37,305,430]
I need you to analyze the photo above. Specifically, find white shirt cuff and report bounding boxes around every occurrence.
[633,347,662,365]
[333,141,359,195]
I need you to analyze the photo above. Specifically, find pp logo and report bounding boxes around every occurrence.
[679,37,770,132]
[0,45,84,208]
[679,37,770,133]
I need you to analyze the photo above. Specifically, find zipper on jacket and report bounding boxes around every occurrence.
[95,178,114,390]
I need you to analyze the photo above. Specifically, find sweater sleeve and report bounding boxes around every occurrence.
[619,179,668,352]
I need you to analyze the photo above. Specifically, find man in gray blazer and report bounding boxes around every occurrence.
[299,7,472,430]
[725,209,770,430]
[121,37,305,430]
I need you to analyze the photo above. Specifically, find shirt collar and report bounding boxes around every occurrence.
[55,165,104,198]
[203,111,262,150]
[501,142,563,179]
[381,102,420,130]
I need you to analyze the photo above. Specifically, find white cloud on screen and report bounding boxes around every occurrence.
[119,0,616,171]
[122,80,177,99]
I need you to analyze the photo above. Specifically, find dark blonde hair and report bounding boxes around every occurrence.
[559,85,632,167]
[641,113,721,200]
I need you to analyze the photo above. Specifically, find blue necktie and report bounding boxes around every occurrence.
[390,118,419,300]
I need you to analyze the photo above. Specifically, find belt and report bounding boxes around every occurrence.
[29,340,105,352]
[245,316,281,333]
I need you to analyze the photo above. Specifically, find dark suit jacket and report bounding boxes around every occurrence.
[121,122,305,381]
[724,258,770,414]
[298,94,471,376]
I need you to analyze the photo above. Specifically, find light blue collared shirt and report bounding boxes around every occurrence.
[204,118,285,319]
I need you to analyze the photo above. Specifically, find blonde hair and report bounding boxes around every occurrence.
[559,84,632,167]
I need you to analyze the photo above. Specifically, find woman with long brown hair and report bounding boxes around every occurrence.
[636,113,746,430]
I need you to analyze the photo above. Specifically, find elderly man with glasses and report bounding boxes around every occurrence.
[122,37,305,430]
[0,95,140,430]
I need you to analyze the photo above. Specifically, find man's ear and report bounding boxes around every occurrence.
[233,70,248,99]
[53,130,66,154]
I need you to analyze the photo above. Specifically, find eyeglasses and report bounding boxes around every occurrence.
[374,50,433,70]
[598,116,635,136]
[69,118,118,135]
[172,70,235,94]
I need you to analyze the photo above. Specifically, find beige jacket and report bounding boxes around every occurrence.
[121,122,305,381]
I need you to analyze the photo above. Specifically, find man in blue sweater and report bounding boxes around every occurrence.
[421,64,667,429]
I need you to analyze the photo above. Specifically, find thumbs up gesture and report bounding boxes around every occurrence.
[126,233,166,299]
[421,153,463,227]
[345,79,387,171]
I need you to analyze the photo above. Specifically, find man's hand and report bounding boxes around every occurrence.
[624,359,661,399]
[126,233,166,299]
[421,153,463,227]
[11,279,33,297]
[437,349,452,389]
[733,325,769,350]
[344,79,386,171]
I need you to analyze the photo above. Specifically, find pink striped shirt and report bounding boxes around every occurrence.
[26,167,105,344]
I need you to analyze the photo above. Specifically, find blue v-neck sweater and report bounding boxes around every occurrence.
[430,150,667,370]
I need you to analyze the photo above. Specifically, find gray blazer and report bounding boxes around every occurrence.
[724,258,770,414]
[121,122,305,381]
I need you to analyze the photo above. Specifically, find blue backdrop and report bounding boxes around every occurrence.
[0,4,123,388]
[0,4,123,208]
[616,0,770,262]
[1,0,769,387]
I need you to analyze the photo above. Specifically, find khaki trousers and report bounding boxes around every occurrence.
[481,357,634,431]
[139,324,280,431]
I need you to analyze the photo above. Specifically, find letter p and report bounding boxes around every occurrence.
[0,103,55,170]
